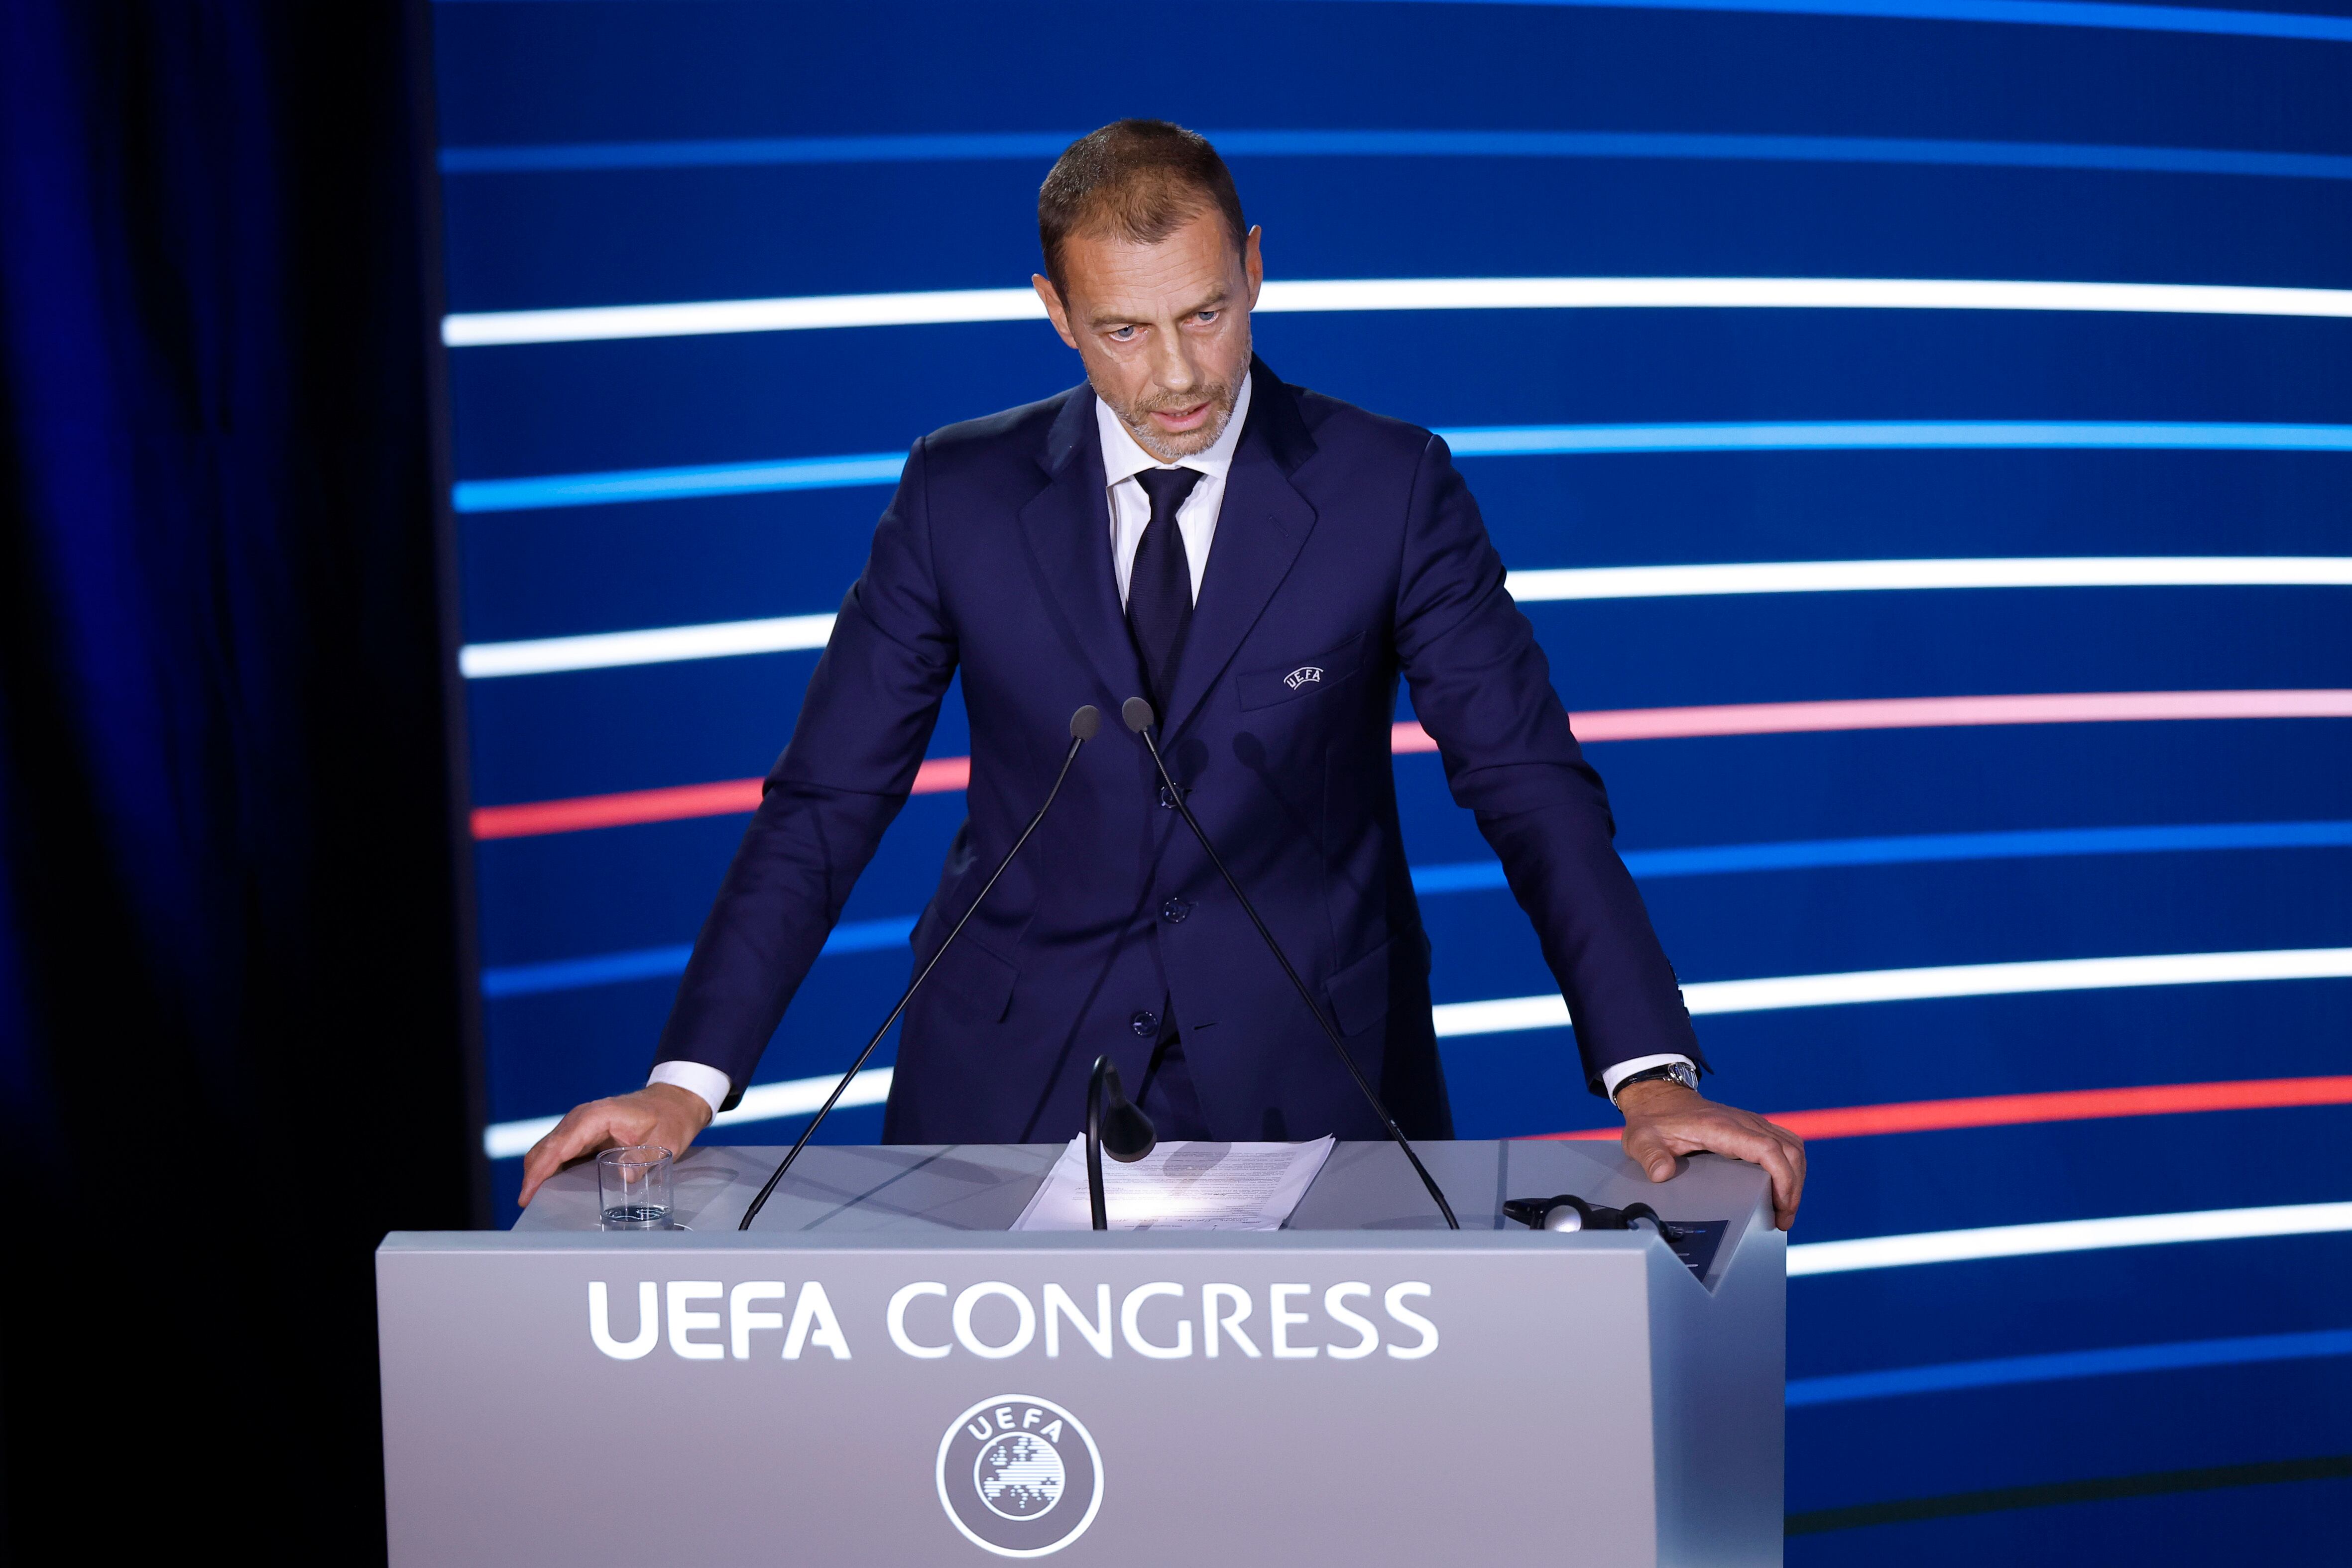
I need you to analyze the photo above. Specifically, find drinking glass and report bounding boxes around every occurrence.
[597,1145,674,1230]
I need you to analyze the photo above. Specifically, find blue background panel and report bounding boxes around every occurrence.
[428,0,2352,1554]
[443,314,2352,485]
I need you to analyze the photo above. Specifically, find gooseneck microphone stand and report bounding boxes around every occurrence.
[737,705,1103,1230]
[1121,698,1460,1230]
[1085,1055,1158,1231]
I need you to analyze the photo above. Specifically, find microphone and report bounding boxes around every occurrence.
[1085,1054,1158,1231]
[737,704,1104,1229]
[1504,1193,1683,1238]
[1120,697,1459,1230]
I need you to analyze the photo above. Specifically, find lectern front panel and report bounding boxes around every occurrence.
[379,1142,1782,1566]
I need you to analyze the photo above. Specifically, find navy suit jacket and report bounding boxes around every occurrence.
[655,359,1705,1142]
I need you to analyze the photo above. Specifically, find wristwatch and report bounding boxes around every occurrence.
[1610,1060,1699,1106]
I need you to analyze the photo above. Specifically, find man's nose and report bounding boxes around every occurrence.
[1149,331,1199,393]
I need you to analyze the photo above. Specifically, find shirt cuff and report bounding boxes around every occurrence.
[648,1060,730,1119]
[1600,1053,1697,1103]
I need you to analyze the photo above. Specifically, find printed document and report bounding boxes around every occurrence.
[1011,1136,1335,1231]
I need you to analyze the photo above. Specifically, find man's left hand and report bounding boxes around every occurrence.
[1615,1080,1806,1231]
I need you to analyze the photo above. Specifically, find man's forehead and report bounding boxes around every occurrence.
[1064,217,1240,321]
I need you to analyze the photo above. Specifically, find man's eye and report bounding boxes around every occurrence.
[1108,326,1137,341]
[1195,310,1219,324]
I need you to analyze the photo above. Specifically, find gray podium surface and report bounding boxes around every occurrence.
[379,1139,1783,1566]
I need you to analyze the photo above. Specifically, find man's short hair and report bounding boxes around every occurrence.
[1038,120,1247,300]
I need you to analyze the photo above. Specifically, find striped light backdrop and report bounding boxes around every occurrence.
[426,1,2352,1556]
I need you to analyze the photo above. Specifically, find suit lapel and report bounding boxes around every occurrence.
[1019,385,1150,707]
[1161,361,1320,742]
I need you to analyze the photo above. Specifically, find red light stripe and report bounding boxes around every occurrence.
[470,755,972,841]
[1397,688,2352,752]
[472,778,761,840]
[474,689,2352,841]
[911,755,971,794]
[1529,1075,2352,1143]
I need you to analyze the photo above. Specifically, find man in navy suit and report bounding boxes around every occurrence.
[522,121,1806,1227]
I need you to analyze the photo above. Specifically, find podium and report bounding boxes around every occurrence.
[377,1139,1783,1565]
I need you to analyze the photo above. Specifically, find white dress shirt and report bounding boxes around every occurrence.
[650,368,1688,1118]
[1098,369,1251,607]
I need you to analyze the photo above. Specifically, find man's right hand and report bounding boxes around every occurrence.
[517,1083,715,1207]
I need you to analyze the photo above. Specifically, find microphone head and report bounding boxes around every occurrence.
[1069,704,1101,741]
[1504,1193,1592,1232]
[1101,1100,1158,1163]
[1121,696,1156,733]
[1089,1055,1160,1162]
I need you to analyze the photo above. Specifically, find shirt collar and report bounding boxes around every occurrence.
[1094,370,1253,489]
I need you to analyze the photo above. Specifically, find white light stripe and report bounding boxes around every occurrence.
[1432,947,2352,1038]
[1507,557,2352,601]
[460,559,2352,677]
[441,275,2352,347]
[1788,1201,2352,1275]
[482,1067,893,1159]
[458,613,836,678]
[1441,421,2352,455]
[715,1068,894,1129]
[443,288,1044,346]
[1429,995,1577,1036]
[1268,276,2352,318]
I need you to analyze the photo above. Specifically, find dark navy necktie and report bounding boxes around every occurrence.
[1128,466,1203,715]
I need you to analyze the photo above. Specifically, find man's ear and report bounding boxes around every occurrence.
[1032,274,1079,349]
[1242,225,1264,309]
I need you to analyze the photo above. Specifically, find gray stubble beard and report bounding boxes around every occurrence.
[1102,327,1250,464]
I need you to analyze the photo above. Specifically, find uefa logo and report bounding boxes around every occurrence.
[935,1395,1104,1558]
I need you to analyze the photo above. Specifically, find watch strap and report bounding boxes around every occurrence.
[1610,1061,1697,1105]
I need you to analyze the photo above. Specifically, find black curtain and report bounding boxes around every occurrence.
[0,4,473,1558]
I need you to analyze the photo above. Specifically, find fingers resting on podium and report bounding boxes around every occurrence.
[517,1083,715,1207]
[1614,1079,1808,1232]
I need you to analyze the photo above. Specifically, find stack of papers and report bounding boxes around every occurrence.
[1011,1137,1335,1231]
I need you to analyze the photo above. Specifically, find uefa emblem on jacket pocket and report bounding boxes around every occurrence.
[1283,666,1324,690]
[936,1394,1104,1557]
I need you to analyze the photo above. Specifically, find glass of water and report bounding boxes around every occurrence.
[597,1145,674,1230]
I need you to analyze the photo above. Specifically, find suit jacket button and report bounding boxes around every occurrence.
[1130,1009,1159,1036]
[1161,898,1192,924]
